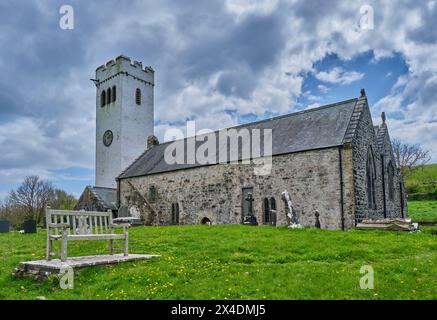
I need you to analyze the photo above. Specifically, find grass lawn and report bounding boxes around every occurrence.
[0,225,436,300]
[408,201,437,222]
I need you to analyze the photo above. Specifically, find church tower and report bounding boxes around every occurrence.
[95,55,154,188]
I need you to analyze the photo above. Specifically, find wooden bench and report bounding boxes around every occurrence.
[46,207,129,262]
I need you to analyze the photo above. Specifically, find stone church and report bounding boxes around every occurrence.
[76,55,407,230]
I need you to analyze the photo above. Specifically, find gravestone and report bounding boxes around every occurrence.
[0,220,10,233]
[23,220,37,234]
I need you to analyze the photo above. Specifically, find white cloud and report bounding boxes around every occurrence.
[317,84,329,93]
[315,67,364,85]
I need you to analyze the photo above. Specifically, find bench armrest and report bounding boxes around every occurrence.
[112,223,130,228]
[48,223,70,228]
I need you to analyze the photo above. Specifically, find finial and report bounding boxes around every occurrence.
[381,112,386,124]
[360,88,366,97]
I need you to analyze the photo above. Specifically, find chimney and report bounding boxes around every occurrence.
[147,135,159,149]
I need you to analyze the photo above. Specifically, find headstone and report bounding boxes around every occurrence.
[0,220,10,233]
[243,193,258,225]
[22,220,37,234]
[281,190,302,229]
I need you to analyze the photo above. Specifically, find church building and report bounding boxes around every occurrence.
[76,56,407,230]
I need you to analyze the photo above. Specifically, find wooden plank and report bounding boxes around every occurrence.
[99,216,103,234]
[72,215,77,235]
[49,209,111,216]
[66,215,71,235]
[104,216,108,234]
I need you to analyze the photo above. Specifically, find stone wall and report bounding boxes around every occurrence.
[379,127,408,218]
[75,187,106,212]
[119,147,356,230]
[350,98,407,221]
[351,98,384,221]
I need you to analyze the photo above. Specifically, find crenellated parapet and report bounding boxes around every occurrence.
[96,55,154,87]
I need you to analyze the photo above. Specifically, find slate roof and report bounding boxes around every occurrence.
[118,98,358,179]
[90,186,117,210]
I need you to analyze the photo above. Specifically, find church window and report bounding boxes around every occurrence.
[148,186,156,202]
[107,88,111,105]
[171,203,179,225]
[135,88,141,105]
[101,90,106,107]
[263,198,270,224]
[112,86,116,102]
[366,146,377,209]
[387,161,395,201]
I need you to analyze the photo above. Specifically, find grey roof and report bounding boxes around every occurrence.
[118,98,358,179]
[91,186,117,210]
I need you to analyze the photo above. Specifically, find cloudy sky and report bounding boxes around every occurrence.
[0,0,436,199]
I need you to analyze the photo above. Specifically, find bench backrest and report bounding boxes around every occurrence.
[46,208,114,236]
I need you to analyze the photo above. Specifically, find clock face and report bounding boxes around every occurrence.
[103,130,113,147]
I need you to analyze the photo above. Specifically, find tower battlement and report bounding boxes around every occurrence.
[96,55,154,85]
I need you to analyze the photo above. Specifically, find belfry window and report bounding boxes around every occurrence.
[366,146,377,209]
[101,91,106,107]
[112,86,116,102]
[135,88,141,105]
[387,161,395,201]
[107,88,111,105]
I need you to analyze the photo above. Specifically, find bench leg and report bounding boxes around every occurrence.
[46,236,51,261]
[109,239,114,255]
[61,231,68,262]
[124,231,129,257]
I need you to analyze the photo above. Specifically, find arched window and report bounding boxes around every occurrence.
[270,197,276,211]
[387,161,394,201]
[270,197,277,226]
[171,203,179,225]
[107,88,111,105]
[100,90,106,107]
[135,88,141,105]
[366,146,377,209]
[263,198,270,224]
[112,86,116,102]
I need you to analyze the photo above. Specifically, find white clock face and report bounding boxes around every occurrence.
[103,130,113,147]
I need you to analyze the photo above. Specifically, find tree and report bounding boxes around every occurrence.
[50,189,77,210]
[8,176,55,224]
[392,139,431,175]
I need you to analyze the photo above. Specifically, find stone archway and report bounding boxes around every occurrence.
[200,217,212,225]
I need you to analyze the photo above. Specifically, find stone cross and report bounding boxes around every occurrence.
[245,193,254,216]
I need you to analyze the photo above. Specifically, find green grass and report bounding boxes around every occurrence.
[0,225,436,300]
[408,201,437,222]
[404,164,437,194]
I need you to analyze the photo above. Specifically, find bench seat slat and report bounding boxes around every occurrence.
[50,234,125,241]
